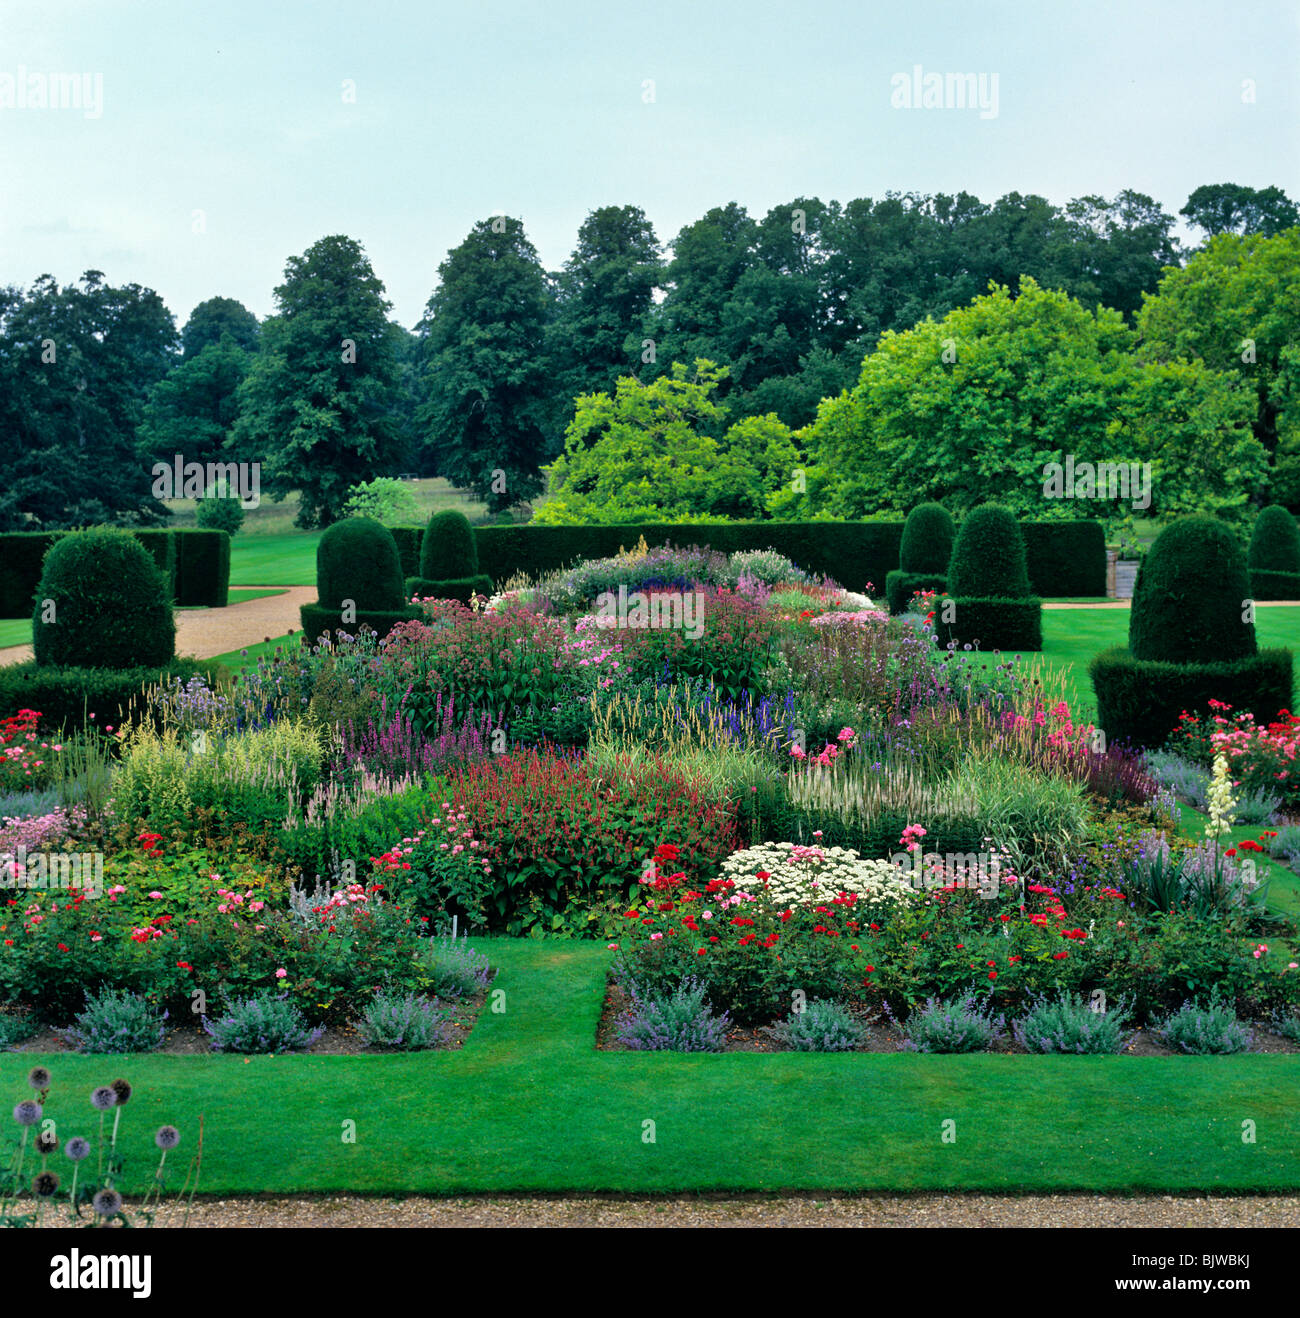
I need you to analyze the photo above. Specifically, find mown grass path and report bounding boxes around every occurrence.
[7,940,1299,1196]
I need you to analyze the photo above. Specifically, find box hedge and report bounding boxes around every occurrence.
[1089,647,1294,749]
[1020,520,1107,597]
[0,657,219,734]
[932,597,1044,653]
[173,529,231,607]
[885,570,948,615]
[0,527,231,615]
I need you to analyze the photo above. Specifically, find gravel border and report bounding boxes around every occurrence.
[65,1193,1300,1228]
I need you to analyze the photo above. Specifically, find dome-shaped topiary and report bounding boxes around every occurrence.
[32,528,175,670]
[316,517,406,611]
[419,509,479,581]
[1248,506,1300,598]
[1129,515,1256,665]
[945,505,1031,598]
[899,503,956,573]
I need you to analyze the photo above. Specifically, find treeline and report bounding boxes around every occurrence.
[0,181,1296,529]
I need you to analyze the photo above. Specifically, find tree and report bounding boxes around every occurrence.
[0,271,178,530]
[535,360,795,524]
[137,332,250,465]
[798,278,1260,519]
[548,205,662,412]
[230,235,406,528]
[1059,191,1181,320]
[1137,228,1300,492]
[418,217,556,512]
[1180,184,1299,241]
[181,296,260,359]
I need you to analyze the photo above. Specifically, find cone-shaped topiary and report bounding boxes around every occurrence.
[899,503,956,573]
[419,509,479,580]
[32,528,175,670]
[1129,515,1255,665]
[945,505,1031,598]
[1248,506,1300,600]
[316,517,407,611]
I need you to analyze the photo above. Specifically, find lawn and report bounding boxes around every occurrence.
[6,938,1298,1196]
[1038,605,1300,724]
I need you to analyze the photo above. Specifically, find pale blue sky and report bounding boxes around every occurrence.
[1,0,1296,329]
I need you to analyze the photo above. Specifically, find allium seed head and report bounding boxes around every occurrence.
[65,1137,91,1161]
[154,1125,180,1151]
[110,1078,132,1105]
[13,1100,41,1126]
[90,1086,117,1111]
[92,1187,123,1217]
[27,1066,51,1090]
[32,1170,59,1197]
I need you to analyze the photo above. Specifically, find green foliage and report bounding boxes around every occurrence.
[204,994,322,1053]
[1129,515,1255,664]
[418,216,555,511]
[195,486,245,537]
[899,503,956,573]
[342,477,423,527]
[798,277,1261,519]
[33,528,175,670]
[900,993,1005,1054]
[356,991,450,1050]
[0,271,177,531]
[0,658,216,735]
[59,988,166,1053]
[419,509,480,580]
[172,530,231,607]
[138,334,250,466]
[947,505,1031,597]
[182,296,260,359]
[1154,997,1253,1054]
[1020,521,1108,596]
[766,1000,865,1052]
[1180,183,1299,240]
[538,362,800,524]
[0,1013,37,1050]
[315,517,407,611]
[231,235,406,528]
[416,934,494,999]
[1013,993,1132,1054]
[1088,646,1294,749]
[885,571,947,615]
[933,598,1043,652]
[1248,507,1300,599]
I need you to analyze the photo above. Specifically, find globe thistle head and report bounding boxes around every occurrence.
[154,1125,180,1151]
[13,1100,42,1126]
[65,1137,91,1162]
[27,1066,51,1091]
[90,1086,117,1111]
[35,1129,59,1155]
[91,1187,123,1217]
[110,1078,132,1105]
[32,1170,59,1198]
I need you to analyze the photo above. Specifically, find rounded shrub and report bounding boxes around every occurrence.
[195,490,244,537]
[899,502,956,574]
[1129,515,1255,665]
[945,504,1030,598]
[316,517,406,611]
[32,528,175,670]
[1248,506,1300,600]
[419,509,480,581]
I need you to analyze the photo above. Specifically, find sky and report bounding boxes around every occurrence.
[0,0,1296,330]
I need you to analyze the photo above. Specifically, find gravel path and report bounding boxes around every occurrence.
[112,1193,1300,1228]
[0,586,312,668]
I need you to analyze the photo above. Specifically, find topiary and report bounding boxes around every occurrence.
[419,509,480,581]
[301,517,419,644]
[406,508,492,603]
[316,517,407,610]
[1248,506,1300,600]
[32,527,175,670]
[1129,515,1255,665]
[945,505,1031,598]
[885,503,956,614]
[899,502,956,574]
